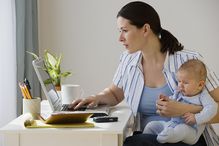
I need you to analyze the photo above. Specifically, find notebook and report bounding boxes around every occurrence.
[32,58,110,119]
[23,113,94,127]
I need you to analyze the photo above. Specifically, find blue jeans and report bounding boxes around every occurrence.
[123,133,206,146]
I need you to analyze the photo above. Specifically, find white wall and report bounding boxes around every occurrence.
[38,0,219,96]
[0,0,16,145]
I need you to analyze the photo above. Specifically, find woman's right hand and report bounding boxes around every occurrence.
[156,94,202,117]
[70,95,99,110]
[70,85,124,110]
[156,94,183,117]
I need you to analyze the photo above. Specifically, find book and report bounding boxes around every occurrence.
[24,119,94,128]
[23,112,94,128]
[39,112,93,124]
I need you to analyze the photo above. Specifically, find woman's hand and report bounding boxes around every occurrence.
[156,94,202,117]
[70,84,124,110]
[156,94,183,117]
[70,95,99,110]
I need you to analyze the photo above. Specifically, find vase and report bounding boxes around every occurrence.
[55,85,62,98]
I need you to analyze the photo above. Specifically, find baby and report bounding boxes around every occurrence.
[143,59,218,144]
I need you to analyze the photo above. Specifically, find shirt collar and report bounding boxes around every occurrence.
[129,51,171,72]
[129,51,142,67]
[163,51,170,72]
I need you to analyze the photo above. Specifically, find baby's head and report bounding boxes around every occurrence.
[177,59,207,96]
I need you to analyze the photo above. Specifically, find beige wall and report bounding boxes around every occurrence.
[38,0,219,96]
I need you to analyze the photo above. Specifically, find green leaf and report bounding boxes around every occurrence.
[56,54,62,70]
[43,78,53,85]
[46,51,57,67]
[61,72,72,77]
[26,51,39,59]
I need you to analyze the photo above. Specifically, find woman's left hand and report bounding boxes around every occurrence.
[156,94,186,117]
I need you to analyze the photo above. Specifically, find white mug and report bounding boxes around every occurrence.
[61,84,84,104]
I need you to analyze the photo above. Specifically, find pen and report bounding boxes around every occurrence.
[24,78,32,97]
[24,78,31,90]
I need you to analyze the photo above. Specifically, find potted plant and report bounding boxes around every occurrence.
[27,50,71,91]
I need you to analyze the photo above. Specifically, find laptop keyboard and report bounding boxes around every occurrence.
[61,104,87,111]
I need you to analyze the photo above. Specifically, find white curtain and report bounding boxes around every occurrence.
[0,0,16,145]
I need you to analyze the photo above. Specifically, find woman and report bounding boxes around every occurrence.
[72,1,219,146]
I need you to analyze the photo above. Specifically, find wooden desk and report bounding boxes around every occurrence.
[0,101,134,146]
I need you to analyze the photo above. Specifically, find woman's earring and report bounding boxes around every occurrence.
[158,33,161,39]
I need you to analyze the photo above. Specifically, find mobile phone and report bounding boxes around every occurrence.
[93,116,118,123]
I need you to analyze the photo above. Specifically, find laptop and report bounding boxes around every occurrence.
[32,58,110,118]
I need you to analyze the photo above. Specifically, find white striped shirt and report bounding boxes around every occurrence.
[113,49,219,146]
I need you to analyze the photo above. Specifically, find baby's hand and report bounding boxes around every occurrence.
[159,94,169,101]
[156,94,170,116]
[183,112,196,125]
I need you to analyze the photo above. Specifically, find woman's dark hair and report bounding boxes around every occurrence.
[117,1,183,54]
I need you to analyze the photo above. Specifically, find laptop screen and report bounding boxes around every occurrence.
[32,58,62,111]
[32,58,110,116]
